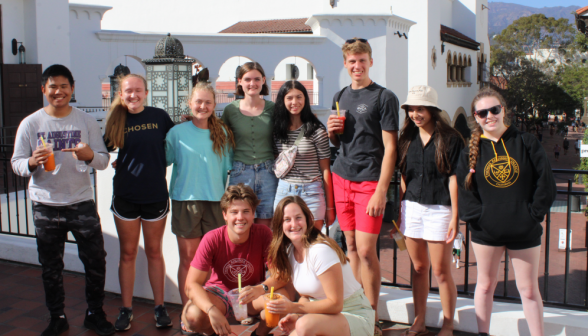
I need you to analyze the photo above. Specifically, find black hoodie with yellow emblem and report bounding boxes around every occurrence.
[456,126,556,244]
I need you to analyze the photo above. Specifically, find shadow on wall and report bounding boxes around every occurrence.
[102,230,181,305]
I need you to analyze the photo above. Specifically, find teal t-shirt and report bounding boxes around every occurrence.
[165,121,233,201]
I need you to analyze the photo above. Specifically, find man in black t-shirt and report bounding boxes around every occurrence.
[327,38,399,335]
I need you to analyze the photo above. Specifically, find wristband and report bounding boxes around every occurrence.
[206,305,216,315]
[326,208,334,210]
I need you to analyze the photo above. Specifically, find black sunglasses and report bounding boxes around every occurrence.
[474,105,502,118]
[345,38,369,44]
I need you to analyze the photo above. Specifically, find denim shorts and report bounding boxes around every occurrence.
[273,180,326,221]
[229,160,278,219]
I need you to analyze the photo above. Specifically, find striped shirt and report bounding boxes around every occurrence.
[273,125,331,183]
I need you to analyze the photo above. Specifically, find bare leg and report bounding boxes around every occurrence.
[290,313,351,336]
[510,246,544,336]
[471,243,505,334]
[182,292,227,335]
[313,220,324,231]
[343,230,361,284]
[256,218,272,227]
[428,241,457,336]
[355,231,380,320]
[404,237,430,333]
[141,217,168,306]
[113,216,141,308]
[176,237,202,305]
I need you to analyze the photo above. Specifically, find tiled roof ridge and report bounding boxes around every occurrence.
[219,18,311,34]
[576,6,588,15]
[440,24,478,45]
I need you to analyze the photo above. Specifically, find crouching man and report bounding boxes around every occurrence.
[182,183,291,336]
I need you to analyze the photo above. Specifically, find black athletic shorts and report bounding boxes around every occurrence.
[110,196,169,221]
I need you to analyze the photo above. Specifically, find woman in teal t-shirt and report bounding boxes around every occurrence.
[221,61,277,227]
[165,82,234,333]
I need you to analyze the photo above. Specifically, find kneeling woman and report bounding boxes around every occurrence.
[265,196,374,336]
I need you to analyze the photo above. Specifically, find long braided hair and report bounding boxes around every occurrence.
[464,88,511,190]
[190,82,235,156]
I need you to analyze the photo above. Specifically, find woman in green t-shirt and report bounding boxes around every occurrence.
[221,62,277,227]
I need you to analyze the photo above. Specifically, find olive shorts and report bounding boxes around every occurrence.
[171,200,224,239]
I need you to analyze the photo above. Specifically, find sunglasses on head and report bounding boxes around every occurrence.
[345,38,368,44]
[474,105,502,118]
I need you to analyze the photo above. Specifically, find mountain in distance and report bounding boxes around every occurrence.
[488,1,581,36]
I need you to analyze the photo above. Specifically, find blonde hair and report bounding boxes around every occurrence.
[464,88,511,190]
[105,74,148,149]
[342,37,372,60]
[267,196,348,283]
[190,82,235,156]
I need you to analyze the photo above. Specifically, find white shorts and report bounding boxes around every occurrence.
[399,200,452,241]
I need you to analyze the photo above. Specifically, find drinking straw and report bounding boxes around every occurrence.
[336,101,340,117]
[270,287,274,300]
[39,136,47,147]
[238,273,241,292]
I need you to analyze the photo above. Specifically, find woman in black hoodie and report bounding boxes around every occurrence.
[457,88,555,336]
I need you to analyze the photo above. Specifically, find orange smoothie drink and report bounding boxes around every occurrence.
[263,293,282,328]
[39,143,55,172]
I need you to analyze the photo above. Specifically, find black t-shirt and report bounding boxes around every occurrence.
[403,132,464,206]
[109,106,175,203]
[331,83,399,181]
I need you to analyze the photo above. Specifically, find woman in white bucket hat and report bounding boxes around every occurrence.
[390,85,464,336]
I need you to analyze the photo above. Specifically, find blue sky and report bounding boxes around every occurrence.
[490,0,584,7]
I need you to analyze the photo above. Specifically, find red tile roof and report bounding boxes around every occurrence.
[440,25,478,45]
[576,6,588,15]
[219,18,311,34]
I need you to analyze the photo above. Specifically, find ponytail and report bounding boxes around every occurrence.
[105,74,148,149]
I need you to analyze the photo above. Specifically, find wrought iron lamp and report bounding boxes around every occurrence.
[143,33,195,123]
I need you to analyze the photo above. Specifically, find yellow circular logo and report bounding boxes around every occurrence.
[484,156,519,188]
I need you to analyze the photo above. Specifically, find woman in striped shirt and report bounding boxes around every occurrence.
[273,80,335,230]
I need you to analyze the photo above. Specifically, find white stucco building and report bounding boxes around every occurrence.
[0,0,490,311]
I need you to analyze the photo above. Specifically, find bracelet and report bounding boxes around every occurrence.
[206,305,216,315]
[326,208,335,210]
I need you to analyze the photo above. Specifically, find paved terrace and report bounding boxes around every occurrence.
[0,126,587,336]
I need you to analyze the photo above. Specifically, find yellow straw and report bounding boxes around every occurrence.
[238,274,241,293]
[270,287,274,300]
[39,136,47,147]
[336,101,340,117]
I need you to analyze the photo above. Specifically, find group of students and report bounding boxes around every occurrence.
[10,37,555,336]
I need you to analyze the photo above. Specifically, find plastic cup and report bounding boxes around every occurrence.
[227,289,248,321]
[330,110,346,135]
[38,142,55,172]
[263,293,282,328]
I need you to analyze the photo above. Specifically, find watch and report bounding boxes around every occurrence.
[260,283,269,293]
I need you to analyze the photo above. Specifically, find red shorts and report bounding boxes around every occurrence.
[332,173,383,234]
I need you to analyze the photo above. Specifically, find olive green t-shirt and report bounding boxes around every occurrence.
[221,100,275,165]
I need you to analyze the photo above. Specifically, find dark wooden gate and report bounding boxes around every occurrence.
[2,64,43,143]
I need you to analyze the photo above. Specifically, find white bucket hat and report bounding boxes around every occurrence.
[401,85,441,111]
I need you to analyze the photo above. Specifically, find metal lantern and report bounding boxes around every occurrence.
[143,33,195,123]
[18,43,26,64]
[109,63,131,101]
